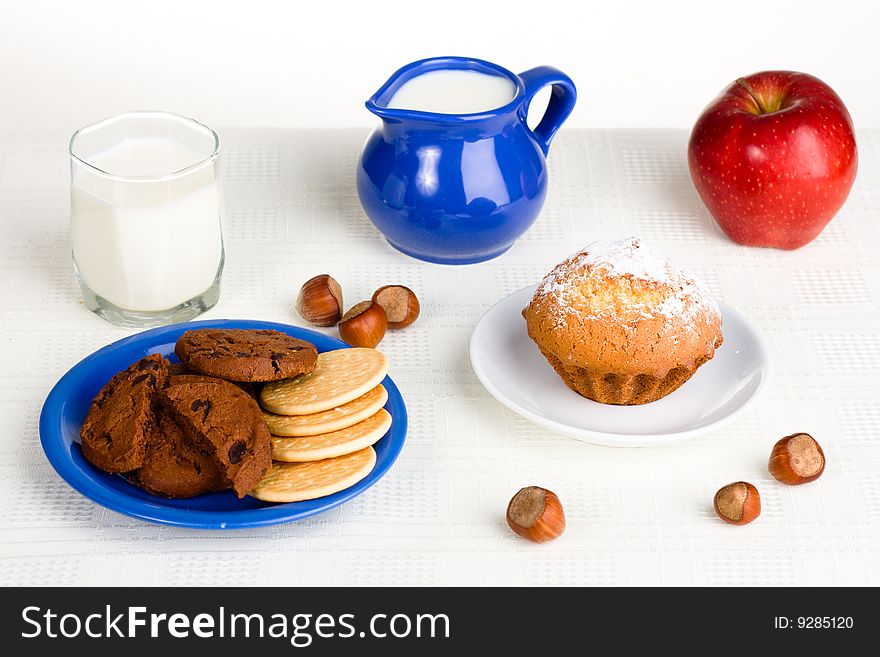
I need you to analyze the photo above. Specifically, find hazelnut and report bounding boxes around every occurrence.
[769,433,825,485]
[506,486,566,543]
[296,275,343,326]
[372,285,420,329]
[714,481,761,525]
[338,301,387,348]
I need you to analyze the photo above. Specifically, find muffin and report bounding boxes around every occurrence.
[523,237,723,405]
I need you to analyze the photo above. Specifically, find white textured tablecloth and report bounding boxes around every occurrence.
[1,128,879,586]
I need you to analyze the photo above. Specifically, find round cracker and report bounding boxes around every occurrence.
[260,348,388,415]
[249,446,377,503]
[271,408,392,462]
[263,384,388,437]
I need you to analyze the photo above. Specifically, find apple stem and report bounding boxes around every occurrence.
[736,78,768,114]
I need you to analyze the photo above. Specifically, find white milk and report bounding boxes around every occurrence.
[71,137,222,312]
[387,69,516,114]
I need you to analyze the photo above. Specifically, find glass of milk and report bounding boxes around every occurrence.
[69,111,224,327]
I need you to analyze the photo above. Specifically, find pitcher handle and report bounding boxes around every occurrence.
[517,66,577,157]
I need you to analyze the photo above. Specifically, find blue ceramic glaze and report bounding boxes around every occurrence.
[357,56,576,265]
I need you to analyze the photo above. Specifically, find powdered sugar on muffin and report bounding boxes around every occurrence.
[535,237,720,328]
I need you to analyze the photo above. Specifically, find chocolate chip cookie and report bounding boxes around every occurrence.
[167,362,192,376]
[174,329,318,383]
[169,372,261,399]
[160,379,272,497]
[135,407,226,498]
[80,354,169,473]
[168,373,225,386]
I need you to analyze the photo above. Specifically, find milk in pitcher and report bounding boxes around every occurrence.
[387,69,516,115]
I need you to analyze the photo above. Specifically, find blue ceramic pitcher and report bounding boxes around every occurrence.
[357,57,576,264]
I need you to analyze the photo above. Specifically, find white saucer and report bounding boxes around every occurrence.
[469,285,770,447]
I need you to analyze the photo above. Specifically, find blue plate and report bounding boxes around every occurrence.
[39,319,407,529]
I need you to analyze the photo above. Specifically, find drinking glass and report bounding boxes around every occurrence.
[69,111,224,328]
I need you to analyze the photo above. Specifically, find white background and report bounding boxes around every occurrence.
[1,0,877,134]
[2,0,879,588]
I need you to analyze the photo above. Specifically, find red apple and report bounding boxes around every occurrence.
[688,71,857,249]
